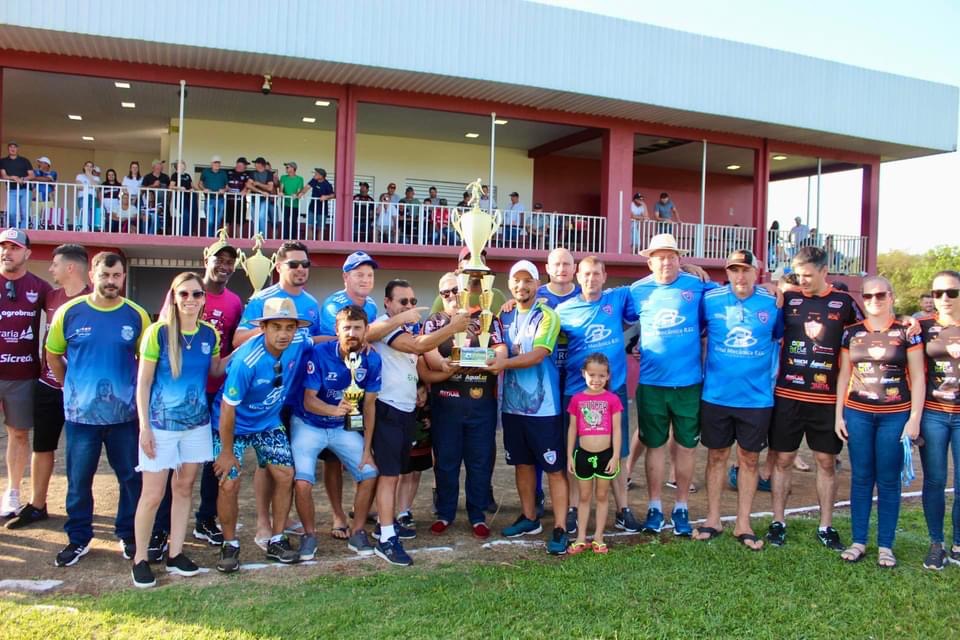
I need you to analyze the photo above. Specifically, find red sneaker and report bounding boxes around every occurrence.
[472,522,491,539]
[430,520,450,536]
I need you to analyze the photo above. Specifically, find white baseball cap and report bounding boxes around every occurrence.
[509,260,540,281]
[37,156,51,165]
[211,155,222,163]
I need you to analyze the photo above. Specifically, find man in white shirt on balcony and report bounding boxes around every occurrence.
[789,216,810,252]
[630,193,648,254]
[502,192,525,248]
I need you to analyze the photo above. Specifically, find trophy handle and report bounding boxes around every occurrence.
[489,209,502,237]
[449,208,463,238]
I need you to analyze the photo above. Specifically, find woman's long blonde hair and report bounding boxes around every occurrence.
[166,272,205,379]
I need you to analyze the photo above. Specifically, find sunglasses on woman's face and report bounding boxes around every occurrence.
[272,360,283,388]
[861,291,889,301]
[177,290,205,300]
[439,287,459,298]
[932,288,959,299]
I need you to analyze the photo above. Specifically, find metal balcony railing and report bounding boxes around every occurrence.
[766,229,867,276]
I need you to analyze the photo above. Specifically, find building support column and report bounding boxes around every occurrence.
[752,140,770,270]
[860,160,880,274]
[600,125,634,255]
[334,85,358,243]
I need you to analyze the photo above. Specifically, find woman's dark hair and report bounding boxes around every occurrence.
[127,161,141,179]
[104,168,120,185]
[769,220,779,230]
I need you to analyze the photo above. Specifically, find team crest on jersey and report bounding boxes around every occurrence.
[306,360,316,375]
[201,342,211,355]
[121,325,135,341]
[681,290,693,302]
[355,367,367,382]
[543,449,557,465]
[947,343,960,359]
[26,289,38,304]
[757,311,769,324]
[601,304,613,315]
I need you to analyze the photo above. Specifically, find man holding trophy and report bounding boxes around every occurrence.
[291,306,382,560]
[419,180,508,539]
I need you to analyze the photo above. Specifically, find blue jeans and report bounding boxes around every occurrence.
[206,195,225,236]
[6,187,29,228]
[64,421,141,546]
[431,393,497,525]
[844,407,906,548]
[919,409,960,545]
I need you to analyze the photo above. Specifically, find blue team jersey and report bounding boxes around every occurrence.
[557,288,638,395]
[701,286,783,408]
[500,303,562,416]
[46,296,150,426]
[319,289,378,337]
[140,321,221,431]
[238,284,321,337]
[211,332,309,436]
[536,284,581,309]
[630,272,715,387]
[295,340,382,429]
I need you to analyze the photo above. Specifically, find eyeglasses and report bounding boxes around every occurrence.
[439,287,459,298]
[861,292,890,301]
[395,297,418,306]
[272,360,283,388]
[4,280,15,301]
[932,288,959,299]
[177,290,205,300]
[282,259,311,269]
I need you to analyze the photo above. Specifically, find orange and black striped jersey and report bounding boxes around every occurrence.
[775,287,863,405]
[841,320,922,413]
[919,315,960,413]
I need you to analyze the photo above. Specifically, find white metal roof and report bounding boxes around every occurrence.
[1,0,956,160]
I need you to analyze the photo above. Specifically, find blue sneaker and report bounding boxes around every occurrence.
[546,527,568,555]
[502,516,543,538]
[671,508,692,537]
[642,508,664,533]
[758,476,772,492]
[728,466,739,490]
[374,536,413,567]
[374,522,417,540]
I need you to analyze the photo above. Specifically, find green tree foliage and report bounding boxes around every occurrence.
[878,245,960,315]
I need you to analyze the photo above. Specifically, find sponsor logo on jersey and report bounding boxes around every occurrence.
[651,309,685,329]
[1,309,36,318]
[121,325,135,341]
[811,373,830,391]
[584,323,613,344]
[724,327,757,348]
[828,312,840,321]
[887,331,900,338]
[469,387,484,399]
[786,374,805,385]
[789,298,803,306]
[789,341,806,355]
[0,353,32,363]
[788,357,808,367]
[828,301,843,309]
[810,361,833,370]
[326,371,337,381]
[0,329,19,343]
[812,345,835,355]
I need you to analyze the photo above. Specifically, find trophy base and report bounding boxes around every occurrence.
[345,413,364,432]
[450,347,493,368]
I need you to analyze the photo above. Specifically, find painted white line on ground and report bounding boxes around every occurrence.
[31,604,78,613]
[408,546,453,554]
[0,579,63,592]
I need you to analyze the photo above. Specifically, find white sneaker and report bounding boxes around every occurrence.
[1,489,21,518]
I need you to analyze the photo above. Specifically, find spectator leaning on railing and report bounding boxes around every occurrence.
[375,193,398,243]
[200,156,228,236]
[74,161,100,232]
[32,156,57,229]
[302,167,333,240]
[170,160,198,237]
[1,142,34,228]
[353,181,375,242]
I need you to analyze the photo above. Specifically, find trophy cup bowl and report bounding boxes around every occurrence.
[449,179,501,273]
[236,234,276,293]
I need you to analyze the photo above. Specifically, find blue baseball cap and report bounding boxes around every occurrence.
[342,251,378,273]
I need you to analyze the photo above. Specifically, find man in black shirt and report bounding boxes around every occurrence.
[0,142,34,229]
[140,160,171,234]
[225,158,250,234]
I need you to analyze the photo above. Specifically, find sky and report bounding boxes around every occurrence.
[534,0,960,254]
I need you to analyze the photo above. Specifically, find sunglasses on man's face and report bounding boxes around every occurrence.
[4,280,15,301]
[273,360,284,388]
[439,287,459,299]
[283,259,311,270]
[932,289,959,299]
[177,290,205,300]
[861,291,890,301]
[394,297,418,306]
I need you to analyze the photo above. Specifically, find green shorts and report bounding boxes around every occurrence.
[636,383,702,449]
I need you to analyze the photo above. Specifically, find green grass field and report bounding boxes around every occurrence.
[4,506,958,639]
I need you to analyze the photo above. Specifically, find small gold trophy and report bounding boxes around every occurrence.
[342,351,365,432]
[448,179,500,367]
[235,233,277,293]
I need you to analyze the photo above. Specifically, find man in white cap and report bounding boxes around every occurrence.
[32,157,58,229]
[489,260,568,554]
[629,233,716,537]
[211,297,313,571]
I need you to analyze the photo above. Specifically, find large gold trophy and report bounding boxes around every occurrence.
[342,351,365,432]
[234,232,277,293]
[448,179,501,367]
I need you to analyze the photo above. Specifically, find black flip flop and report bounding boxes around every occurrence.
[694,526,722,541]
[330,526,350,540]
[735,533,763,551]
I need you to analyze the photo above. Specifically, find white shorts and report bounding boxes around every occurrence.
[137,424,213,472]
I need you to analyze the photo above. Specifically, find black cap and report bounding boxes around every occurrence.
[633,192,644,200]
[358,181,369,188]
[509,191,519,197]
[314,167,327,177]
[236,157,248,165]
[253,156,267,165]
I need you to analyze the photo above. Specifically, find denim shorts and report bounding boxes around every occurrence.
[137,424,213,472]
[290,415,378,484]
[212,426,293,480]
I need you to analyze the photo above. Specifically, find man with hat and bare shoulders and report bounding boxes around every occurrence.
[211,297,313,572]
[694,250,782,550]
